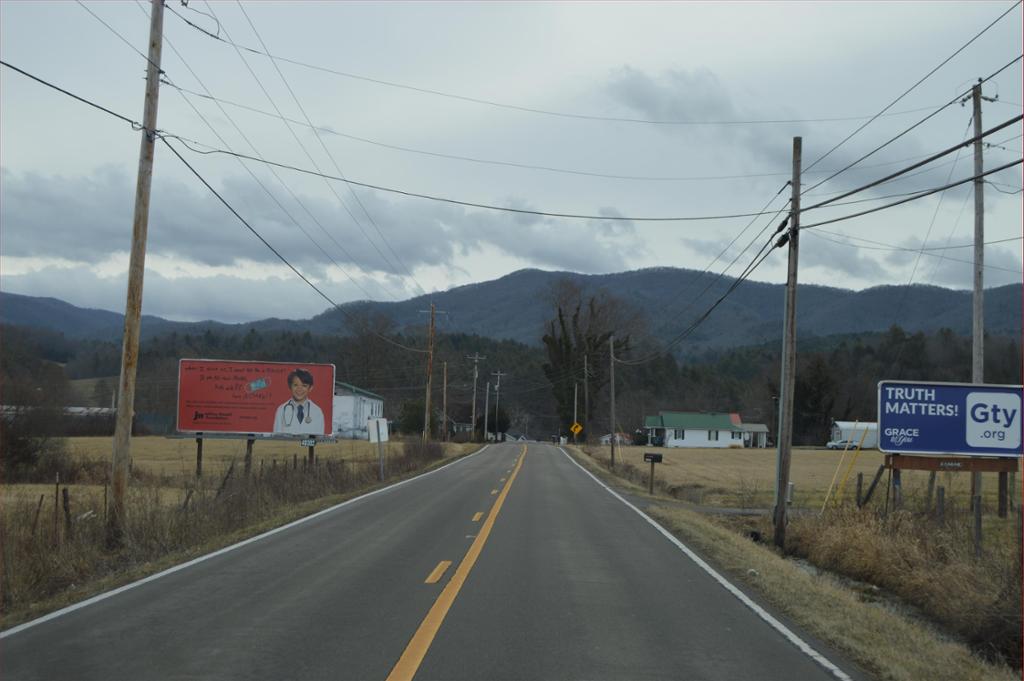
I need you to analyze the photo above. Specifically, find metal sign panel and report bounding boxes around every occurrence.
[177,359,335,436]
[877,380,1023,457]
[368,417,389,443]
[570,422,583,435]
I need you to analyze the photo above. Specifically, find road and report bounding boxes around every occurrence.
[2,443,860,680]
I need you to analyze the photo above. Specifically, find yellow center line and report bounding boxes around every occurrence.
[386,445,528,681]
[471,512,483,522]
[424,561,452,584]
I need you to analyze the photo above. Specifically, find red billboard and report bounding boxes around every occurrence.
[177,359,335,436]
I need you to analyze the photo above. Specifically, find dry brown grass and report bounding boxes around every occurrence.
[585,444,1017,509]
[565,447,1018,681]
[0,439,477,629]
[66,436,479,478]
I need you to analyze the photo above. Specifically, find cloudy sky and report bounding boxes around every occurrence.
[1,1,1021,323]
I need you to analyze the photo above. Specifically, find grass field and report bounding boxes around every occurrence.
[584,444,1019,510]
[64,436,475,479]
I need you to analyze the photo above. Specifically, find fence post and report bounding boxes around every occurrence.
[935,486,945,523]
[32,494,45,537]
[855,473,863,508]
[62,488,73,540]
[293,453,298,471]
[244,438,254,477]
[925,471,936,513]
[53,472,60,547]
[973,495,982,559]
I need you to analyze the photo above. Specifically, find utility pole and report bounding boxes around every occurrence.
[971,83,987,505]
[420,303,437,441]
[773,136,801,551]
[609,334,616,470]
[108,0,164,546]
[442,361,448,442]
[573,382,579,444]
[492,370,506,442]
[466,353,486,442]
[483,381,490,442]
[583,353,589,442]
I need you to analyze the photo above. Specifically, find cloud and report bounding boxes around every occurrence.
[0,165,640,279]
[885,242,1023,289]
[800,231,888,281]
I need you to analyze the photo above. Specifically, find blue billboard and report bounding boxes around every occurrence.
[878,381,1023,457]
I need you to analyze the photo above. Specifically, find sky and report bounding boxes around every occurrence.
[1,1,1021,323]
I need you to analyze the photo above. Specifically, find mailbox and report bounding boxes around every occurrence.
[643,452,663,464]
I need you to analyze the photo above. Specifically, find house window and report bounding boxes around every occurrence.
[732,431,742,440]
[709,430,719,441]
[675,429,685,440]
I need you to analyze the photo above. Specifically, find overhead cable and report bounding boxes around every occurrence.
[801,1,1022,175]
[800,158,1024,230]
[801,53,1023,195]
[161,138,428,354]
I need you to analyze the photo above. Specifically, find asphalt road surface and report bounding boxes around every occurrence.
[2,443,862,680]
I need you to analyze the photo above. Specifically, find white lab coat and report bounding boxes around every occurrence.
[273,399,325,435]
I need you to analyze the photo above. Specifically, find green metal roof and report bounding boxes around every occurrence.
[645,411,741,431]
[334,381,384,401]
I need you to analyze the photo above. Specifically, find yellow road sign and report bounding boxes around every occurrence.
[570,422,583,435]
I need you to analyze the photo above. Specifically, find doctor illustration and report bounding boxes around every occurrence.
[273,368,325,435]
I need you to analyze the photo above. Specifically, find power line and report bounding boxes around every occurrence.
[800,157,1023,230]
[160,81,985,185]
[801,1,1022,175]
[161,137,428,354]
[164,6,962,128]
[802,113,1023,211]
[75,0,164,74]
[129,0,408,303]
[804,231,1022,273]
[232,0,428,298]
[204,0,427,297]
[170,138,797,222]
[801,54,1024,196]
[0,59,143,130]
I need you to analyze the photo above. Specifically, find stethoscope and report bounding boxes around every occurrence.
[283,400,313,426]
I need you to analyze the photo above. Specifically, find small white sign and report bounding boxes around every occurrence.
[965,392,1020,450]
[368,418,389,443]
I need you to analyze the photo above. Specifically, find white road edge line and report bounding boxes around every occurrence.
[558,447,853,681]
[1,444,493,639]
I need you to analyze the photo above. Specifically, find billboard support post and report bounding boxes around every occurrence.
[244,438,254,477]
[307,445,315,467]
[195,436,203,479]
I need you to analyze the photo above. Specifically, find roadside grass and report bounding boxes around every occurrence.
[66,436,464,479]
[566,446,1020,681]
[585,444,1016,510]
[0,440,476,630]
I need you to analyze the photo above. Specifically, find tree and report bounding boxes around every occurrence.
[541,284,634,438]
[398,399,425,435]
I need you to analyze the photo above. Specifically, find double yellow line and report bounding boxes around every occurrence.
[386,446,527,681]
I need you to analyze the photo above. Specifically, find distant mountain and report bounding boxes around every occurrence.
[1,268,1020,352]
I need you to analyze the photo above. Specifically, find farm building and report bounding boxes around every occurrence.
[830,421,878,448]
[332,381,384,440]
[644,411,769,448]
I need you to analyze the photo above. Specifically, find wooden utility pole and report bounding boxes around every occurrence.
[492,370,505,442]
[108,0,164,546]
[573,382,579,444]
[971,83,985,505]
[773,136,801,551]
[421,303,436,441]
[466,353,486,442]
[442,361,448,442]
[483,381,490,442]
[583,353,589,442]
[609,334,616,470]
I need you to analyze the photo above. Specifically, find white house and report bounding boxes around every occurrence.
[740,423,770,448]
[645,411,745,448]
[332,381,384,440]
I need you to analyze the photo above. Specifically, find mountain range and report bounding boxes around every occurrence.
[1,267,1020,353]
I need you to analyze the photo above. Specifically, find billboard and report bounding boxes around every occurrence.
[878,380,1023,457]
[178,360,335,436]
